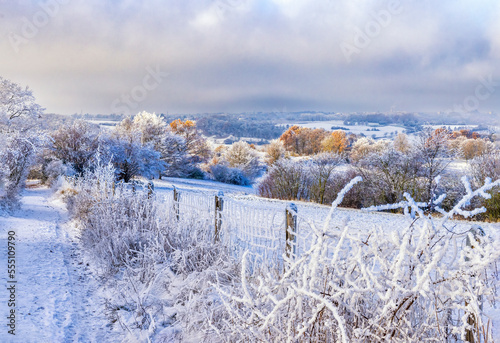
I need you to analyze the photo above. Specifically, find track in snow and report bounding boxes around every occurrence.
[0,187,116,343]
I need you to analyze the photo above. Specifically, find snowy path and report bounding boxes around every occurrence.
[0,187,116,343]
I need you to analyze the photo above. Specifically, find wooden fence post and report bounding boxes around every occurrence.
[173,187,180,221]
[464,225,485,343]
[147,181,154,199]
[285,203,298,264]
[214,191,224,243]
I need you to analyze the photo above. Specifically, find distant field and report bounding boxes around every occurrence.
[279,120,406,138]
[423,124,479,130]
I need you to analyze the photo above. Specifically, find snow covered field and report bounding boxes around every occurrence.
[280,120,406,138]
[154,179,498,278]
[153,176,256,195]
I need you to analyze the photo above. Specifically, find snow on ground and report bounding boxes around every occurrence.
[152,175,491,237]
[279,120,406,138]
[0,179,498,341]
[0,186,118,343]
[156,176,500,338]
[153,176,256,195]
[423,124,479,131]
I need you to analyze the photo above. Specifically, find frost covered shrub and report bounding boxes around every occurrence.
[258,158,310,200]
[213,177,500,342]
[470,151,500,221]
[355,147,424,207]
[210,164,250,186]
[265,139,286,165]
[0,130,46,211]
[258,155,357,205]
[322,168,364,208]
[307,152,344,204]
[211,141,262,183]
[101,133,164,182]
[45,160,75,186]
[29,158,75,186]
[50,120,100,175]
[65,161,237,341]
[63,159,116,221]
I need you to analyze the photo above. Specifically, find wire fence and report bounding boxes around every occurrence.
[158,187,326,269]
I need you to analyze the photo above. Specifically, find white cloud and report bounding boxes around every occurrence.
[0,0,498,114]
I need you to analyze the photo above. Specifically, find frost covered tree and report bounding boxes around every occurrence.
[308,152,344,204]
[321,130,348,154]
[279,125,329,155]
[132,111,166,149]
[393,133,411,153]
[349,137,389,163]
[265,139,286,165]
[169,119,211,162]
[469,150,500,220]
[0,77,45,211]
[0,76,44,123]
[415,128,451,210]
[50,120,100,175]
[101,117,164,182]
[470,150,500,184]
[222,141,261,179]
[0,131,47,210]
[460,138,493,160]
[158,131,192,177]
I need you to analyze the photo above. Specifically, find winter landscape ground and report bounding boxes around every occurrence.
[1,174,499,342]
[0,185,119,342]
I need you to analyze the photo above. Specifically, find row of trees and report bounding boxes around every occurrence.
[279,124,494,160]
[261,128,500,219]
[0,77,259,211]
[279,125,352,155]
[45,113,220,183]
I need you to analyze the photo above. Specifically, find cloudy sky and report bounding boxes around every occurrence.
[0,0,499,116]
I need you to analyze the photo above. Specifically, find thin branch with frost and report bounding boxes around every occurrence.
[214,177,500,342]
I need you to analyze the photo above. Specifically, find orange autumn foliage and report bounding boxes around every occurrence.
[321,130,348,154]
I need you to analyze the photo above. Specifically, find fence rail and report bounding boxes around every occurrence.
[159,188,313,269]
[156,185,487,343]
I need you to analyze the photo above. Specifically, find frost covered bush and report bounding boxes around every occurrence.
[265,139,286,165]
[209,164,250,186]
[101,132,163,182]
[221,141,262,180]
[349,137,389,163]
[50,120,100,175]
[322,168,364,208]
[258,158,310,200]
[259,154,353,205]
[213,177,500,342]
[308,152,344,204]
[45,160,75,186]
[355,146,424,206]
[0,130,46,211]
[66,161,237,341]
[470,151,500,221]
[207,141,261,185]
[63,159,116,221]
